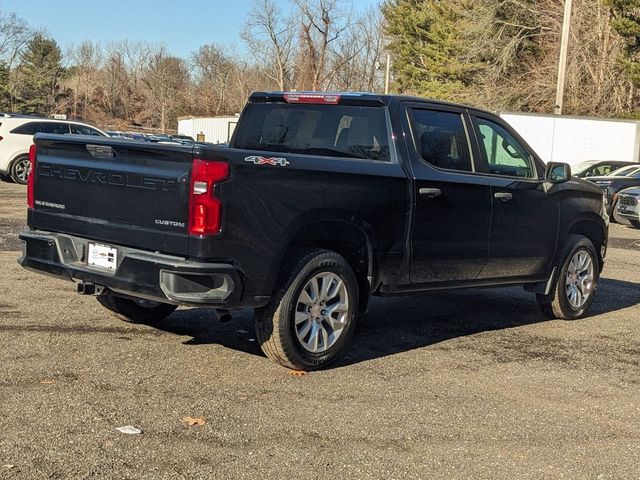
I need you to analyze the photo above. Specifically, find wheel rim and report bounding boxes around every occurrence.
[14,158,30,182]
[294,272,349,353]
[565,249,595,309]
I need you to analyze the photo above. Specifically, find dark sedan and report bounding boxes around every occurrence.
[586,166,640,216]
[572,160,637,178]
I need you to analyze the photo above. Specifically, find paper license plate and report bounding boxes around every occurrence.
[87,243,118,271]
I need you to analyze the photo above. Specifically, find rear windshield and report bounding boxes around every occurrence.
[233,103,390,161]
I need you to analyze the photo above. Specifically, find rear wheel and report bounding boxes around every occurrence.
[536,235,598,320]
[10,156,30,184]
[97,294,177,323]
[255,250,359,370]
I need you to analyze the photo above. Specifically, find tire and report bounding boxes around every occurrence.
[255,250,359,371]
[10,156,30,184]
[630,219,640,229]
[536,235,599,320]
[97,294,177,323]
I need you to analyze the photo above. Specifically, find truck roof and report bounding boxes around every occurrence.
[249,91,497,117]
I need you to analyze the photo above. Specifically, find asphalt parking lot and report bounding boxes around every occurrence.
[0,180,639,479]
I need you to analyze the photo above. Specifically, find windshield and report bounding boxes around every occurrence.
[572,161,599,176]
[609,165,640,176]
[233,103,391,161]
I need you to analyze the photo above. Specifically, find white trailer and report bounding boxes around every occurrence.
[500,112,640,166]
[177,115,239,144]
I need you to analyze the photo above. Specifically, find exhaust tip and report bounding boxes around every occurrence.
[77,282,95,295]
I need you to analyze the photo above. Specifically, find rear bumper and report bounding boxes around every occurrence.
[18,230,250,307]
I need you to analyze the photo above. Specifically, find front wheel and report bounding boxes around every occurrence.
[97,294,177,323]
[630,219,640,229]
[255,250,359,370]
[536,235,598,320]
[10,156,30,184]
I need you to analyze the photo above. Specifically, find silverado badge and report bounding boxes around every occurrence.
[244,156,290,167]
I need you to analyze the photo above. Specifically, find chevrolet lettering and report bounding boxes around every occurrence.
[38,164,179,191]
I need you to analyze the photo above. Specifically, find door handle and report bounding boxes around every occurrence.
[419,188,442,198]
[494,192,513,202]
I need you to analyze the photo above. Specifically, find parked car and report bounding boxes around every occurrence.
[19,92,608,370]
[121,132,149,142]
[144,134,179,143]
[171,134,195,143]
[607,165,640,177]
[615,187,640,228]
[586,167,640,216]
[571,160,637,178]
[0,115,107,184]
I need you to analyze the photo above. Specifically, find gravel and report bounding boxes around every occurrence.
[1,179,639,479]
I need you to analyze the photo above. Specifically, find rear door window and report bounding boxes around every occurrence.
[233,103,390,161]
[41,122,71,134]
[408,108,473,172]
[10,122,42,135]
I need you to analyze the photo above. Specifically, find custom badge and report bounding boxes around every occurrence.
[244,156,290,167]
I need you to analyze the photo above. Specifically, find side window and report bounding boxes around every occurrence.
[409,109,472,172]
[474,117,537,179]
[10,122,41,135]
[70,124,103,136]
[41,122,71,134]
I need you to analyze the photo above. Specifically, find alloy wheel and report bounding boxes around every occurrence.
[565,250,595,309]
[14,158,30,183]
[294,272,350,353]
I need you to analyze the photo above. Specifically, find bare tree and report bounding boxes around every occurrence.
[66,41,101,120]
[294,0,351,90]
[98,46,129,120]
[192,44,235,115]
[326,7,385,92]
[143,48,190,132]
[242,0,295,90]
[0,10,32,68]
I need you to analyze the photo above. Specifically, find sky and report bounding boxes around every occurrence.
[0,0,377,59]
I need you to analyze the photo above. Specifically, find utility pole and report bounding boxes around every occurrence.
[555,0,573,115]
[384,54,391,95]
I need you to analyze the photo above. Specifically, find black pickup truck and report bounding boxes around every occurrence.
[19,92,609,370]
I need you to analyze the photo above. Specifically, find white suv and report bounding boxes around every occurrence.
[0,115,107,184]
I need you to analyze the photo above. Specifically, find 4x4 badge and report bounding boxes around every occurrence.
[244,156,290,167]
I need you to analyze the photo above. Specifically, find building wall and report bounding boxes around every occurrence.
[177,116,239,144]
[501,113,640,165]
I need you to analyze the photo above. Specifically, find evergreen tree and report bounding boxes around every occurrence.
[0,62,11,112]
[13,34,64,115]
[381,0,480,100]
[606,0,640,86]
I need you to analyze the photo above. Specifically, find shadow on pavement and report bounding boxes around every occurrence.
[149,276,639,368]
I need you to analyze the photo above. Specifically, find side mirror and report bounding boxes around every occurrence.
[545,162,571,183]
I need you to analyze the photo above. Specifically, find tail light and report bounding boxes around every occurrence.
[188,159,229,235]
[27,144,36,208]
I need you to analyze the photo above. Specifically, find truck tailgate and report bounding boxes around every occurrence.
[30,134,193,255]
